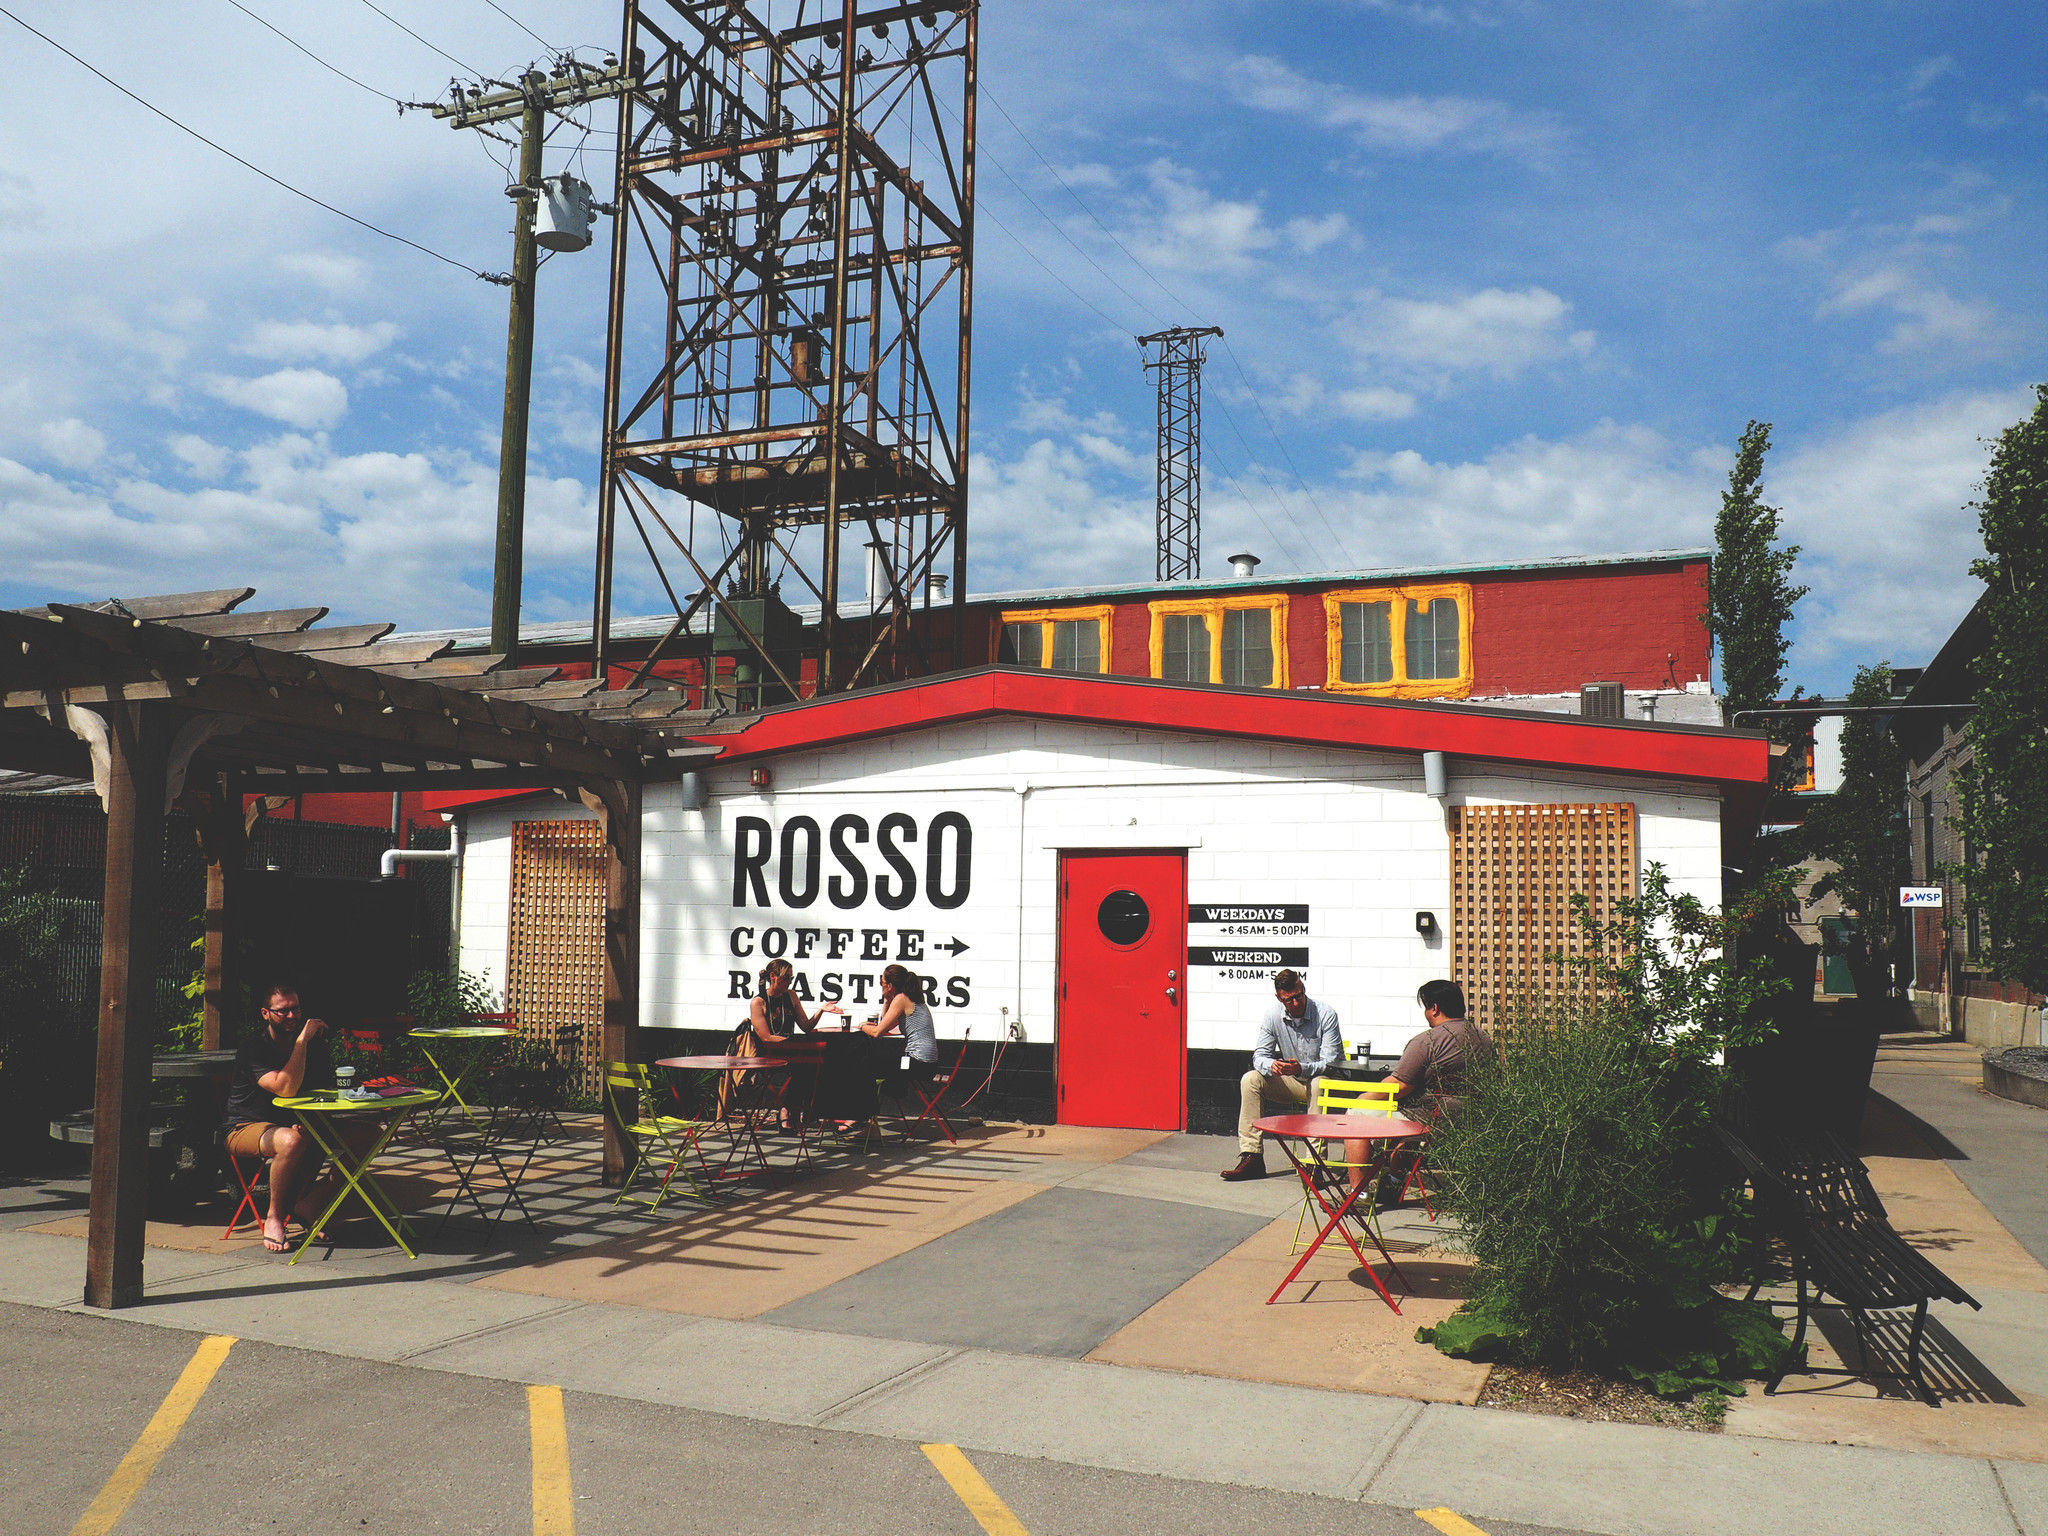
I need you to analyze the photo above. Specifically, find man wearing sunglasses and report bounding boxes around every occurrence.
[222,984,371,1253]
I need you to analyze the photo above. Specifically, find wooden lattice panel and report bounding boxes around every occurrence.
[505,819,608,1097]
[1449,803,1637,1032]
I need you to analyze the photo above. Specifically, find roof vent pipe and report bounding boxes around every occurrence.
[1423,750,1448,800]
[1227,551,1261,579]
[927,571,948,602]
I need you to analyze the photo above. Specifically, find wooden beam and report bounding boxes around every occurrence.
[85,703,168,1309]
[421,666,562,692]
[10,587,253,621]
[325,639,456,666]
[172,607,328,637]
[368,655,511,679]
[235,623,395,653]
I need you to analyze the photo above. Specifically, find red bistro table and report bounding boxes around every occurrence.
[654,1056,790,1180]
[1253,1112,1428,1312]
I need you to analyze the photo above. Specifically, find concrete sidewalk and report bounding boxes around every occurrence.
[9,1097,2048,1535]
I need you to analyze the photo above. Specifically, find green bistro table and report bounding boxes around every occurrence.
[406,1026,515,1131]
[270,1089,441,1264]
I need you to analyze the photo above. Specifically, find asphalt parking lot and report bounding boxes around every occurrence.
[4,1302,1578,1536]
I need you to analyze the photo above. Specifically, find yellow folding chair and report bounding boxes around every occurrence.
[603,1062,711,1213]
[1288,1077,1402,1254]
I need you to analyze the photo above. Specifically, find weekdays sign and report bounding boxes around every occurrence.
[1189,903,1308,981]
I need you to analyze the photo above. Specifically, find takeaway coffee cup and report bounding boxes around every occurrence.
[335,1066,357,1097]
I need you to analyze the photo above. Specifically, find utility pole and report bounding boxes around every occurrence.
[1138,326,1223,582]
[494,73,544,663]
[432,58,634,664]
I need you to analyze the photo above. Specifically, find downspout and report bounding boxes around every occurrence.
[381,840,464,979]
[1012,783,1034,1042]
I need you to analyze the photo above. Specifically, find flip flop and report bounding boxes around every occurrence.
[262,1232,290,1253]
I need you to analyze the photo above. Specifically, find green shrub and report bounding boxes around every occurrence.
[1420,1001,1796,1390]
[1415,862,1802,1394]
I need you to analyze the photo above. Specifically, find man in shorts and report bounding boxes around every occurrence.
[222,984,372,1252]
[1371,979,1486,1207]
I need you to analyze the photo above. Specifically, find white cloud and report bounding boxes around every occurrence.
[238,320,401,364]
[36,418,106,469]
[167,434,229,480]
[1906,55,1960,98]
[1342,285,1595,378]
[0,432,595,631]
[274,252,368,290]
[1335,386,1417,421]
[1284,213,1351,254]
[1770,387,2027,673]
[1227,55,1560,165]
[1127,160,1276,274]
[202,369,350,430]
[1816,268,1999,356]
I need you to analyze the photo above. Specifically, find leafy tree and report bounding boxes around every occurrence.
[1954,383,2048,997]
[1706,422,1808,718]
[1798,664,1912,1000]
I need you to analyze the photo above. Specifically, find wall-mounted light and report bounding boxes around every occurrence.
[678,771,706,810]
[749,766,772,789]
[1415,911,1438,938]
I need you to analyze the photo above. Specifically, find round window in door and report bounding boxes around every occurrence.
[1097,889,1150,947]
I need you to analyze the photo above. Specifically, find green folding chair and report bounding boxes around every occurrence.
[603,1062,711,1213]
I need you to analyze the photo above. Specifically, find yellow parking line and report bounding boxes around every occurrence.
[922,1443,1031,1536]
[529,1385,576,1536]
[1415,1509,1491,1536]
[70,1334,236,1536]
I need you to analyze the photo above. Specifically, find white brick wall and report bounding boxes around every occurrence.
[457,721,1725,1058]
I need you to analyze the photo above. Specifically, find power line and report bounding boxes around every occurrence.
[981,83,1362,567]
[355,0,481,76]
[1220,338,1361,568]
[982,85,1197,322]
[222,0,405,104]
[0,4,505,285]
[479,0,553,53]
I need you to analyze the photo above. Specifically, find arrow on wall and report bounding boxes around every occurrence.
[938,937,970,956]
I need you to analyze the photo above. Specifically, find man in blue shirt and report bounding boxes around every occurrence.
[1222,969,1344,1180]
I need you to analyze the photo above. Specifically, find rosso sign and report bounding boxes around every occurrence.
[733,811,972,912]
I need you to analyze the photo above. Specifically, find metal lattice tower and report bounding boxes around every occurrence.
[593,1,977,703]
[1138,326,1222,582]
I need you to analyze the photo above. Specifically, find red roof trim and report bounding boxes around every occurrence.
[694,669,1769,787]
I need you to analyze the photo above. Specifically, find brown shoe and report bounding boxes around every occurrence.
[1220,1152,1268,1181]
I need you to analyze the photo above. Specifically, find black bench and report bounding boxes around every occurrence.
[1716,1118,1979,1405]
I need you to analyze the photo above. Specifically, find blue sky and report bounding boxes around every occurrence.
[1,1,2041,693]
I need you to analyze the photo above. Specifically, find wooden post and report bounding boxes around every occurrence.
[85,703,168,1310]
[584,779,641,1186]
[195,780,245,1052]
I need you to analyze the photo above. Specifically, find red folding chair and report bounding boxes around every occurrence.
[472,1010,519,1032]
[884,1034,970,1145]
[1393,1095,1439,1221]
[219,1132,267,1240]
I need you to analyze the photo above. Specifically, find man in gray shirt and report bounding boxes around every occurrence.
[1222,968,1344,1180]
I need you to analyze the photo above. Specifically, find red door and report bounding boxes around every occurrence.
[1056,852,1187,1130]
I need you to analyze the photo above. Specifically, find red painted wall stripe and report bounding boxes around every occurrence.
[699,669,1769,786]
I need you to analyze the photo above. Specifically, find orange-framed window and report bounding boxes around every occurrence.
[998,605,1112,674]
[1321,582,1473,698]
[1146,594,1291,689]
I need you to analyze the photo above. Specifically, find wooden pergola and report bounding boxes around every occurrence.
[0,587,721,1308]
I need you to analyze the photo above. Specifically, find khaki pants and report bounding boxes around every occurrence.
[1238,1069,1312,1154]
